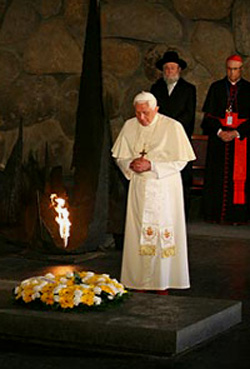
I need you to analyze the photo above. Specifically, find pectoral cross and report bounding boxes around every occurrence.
[140,147,147,158]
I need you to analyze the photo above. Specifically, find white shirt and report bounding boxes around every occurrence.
[167,81,178,95]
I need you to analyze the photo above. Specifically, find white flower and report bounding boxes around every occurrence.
[107,283,116,294]
[44,273,55,279]
[53,284,67,294]
[66,272,74,278]
[31,278,40,284]
[60,277,68,284]
[80,283,90,289]
[102,274,110,279]
[108,295,114,300]
[97,277,106,283]
[54,295,60,302]
[33,282,47,292]
[81,271,94,283]
[21,278,33,287]
[40,277,56,284]
[94,296,102,305]
[73,296,81,306]
[32,292,40,300]
[93,286,102,295]
[74,289,83,298]
[14,286,21,294]
[86,272,94,277]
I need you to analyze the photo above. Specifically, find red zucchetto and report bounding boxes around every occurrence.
[226,54,243,63]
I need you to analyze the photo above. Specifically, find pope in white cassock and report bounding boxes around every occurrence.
[112,91,196,293]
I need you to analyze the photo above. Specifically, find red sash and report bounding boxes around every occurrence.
[219,113,247,204]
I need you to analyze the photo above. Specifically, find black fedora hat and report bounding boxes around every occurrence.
[155,51,187,71]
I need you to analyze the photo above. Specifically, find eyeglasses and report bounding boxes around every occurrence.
[227,67,242,71]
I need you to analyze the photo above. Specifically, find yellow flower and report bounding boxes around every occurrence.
[41,292,54,305]
[22,293,33,303]
[59,295,74,309]
[66,279,74,286]
[100,284,115,295]
[41,284,55,294]
[21,286,35,302]
[81,291,95,306]
[58,285,75,297]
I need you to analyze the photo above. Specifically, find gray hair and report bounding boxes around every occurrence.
[133,91,157,109]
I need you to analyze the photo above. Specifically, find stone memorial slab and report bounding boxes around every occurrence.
[0,289,242,356]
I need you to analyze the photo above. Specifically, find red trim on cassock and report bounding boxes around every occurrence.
[219,114,247,205]
[220,143,230,222]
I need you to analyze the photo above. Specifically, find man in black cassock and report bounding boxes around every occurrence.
[150,51,196,220]
[201,54,250,224]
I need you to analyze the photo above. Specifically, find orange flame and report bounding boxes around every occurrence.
[50,194,71,248]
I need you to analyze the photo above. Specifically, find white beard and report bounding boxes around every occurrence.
[163,75,179,85]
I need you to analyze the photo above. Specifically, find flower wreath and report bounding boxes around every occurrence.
[14,270,128,312]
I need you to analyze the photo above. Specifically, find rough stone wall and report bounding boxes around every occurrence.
[0,0,249,173]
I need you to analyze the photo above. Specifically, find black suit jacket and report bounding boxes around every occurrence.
[150,77,196,138]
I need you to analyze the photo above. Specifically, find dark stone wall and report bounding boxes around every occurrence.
[0,0,248,173]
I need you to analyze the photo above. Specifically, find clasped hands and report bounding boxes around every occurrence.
[218,129,239,142]
[130,157,151,173]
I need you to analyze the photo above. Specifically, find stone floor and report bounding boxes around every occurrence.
[0,219,250,368]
